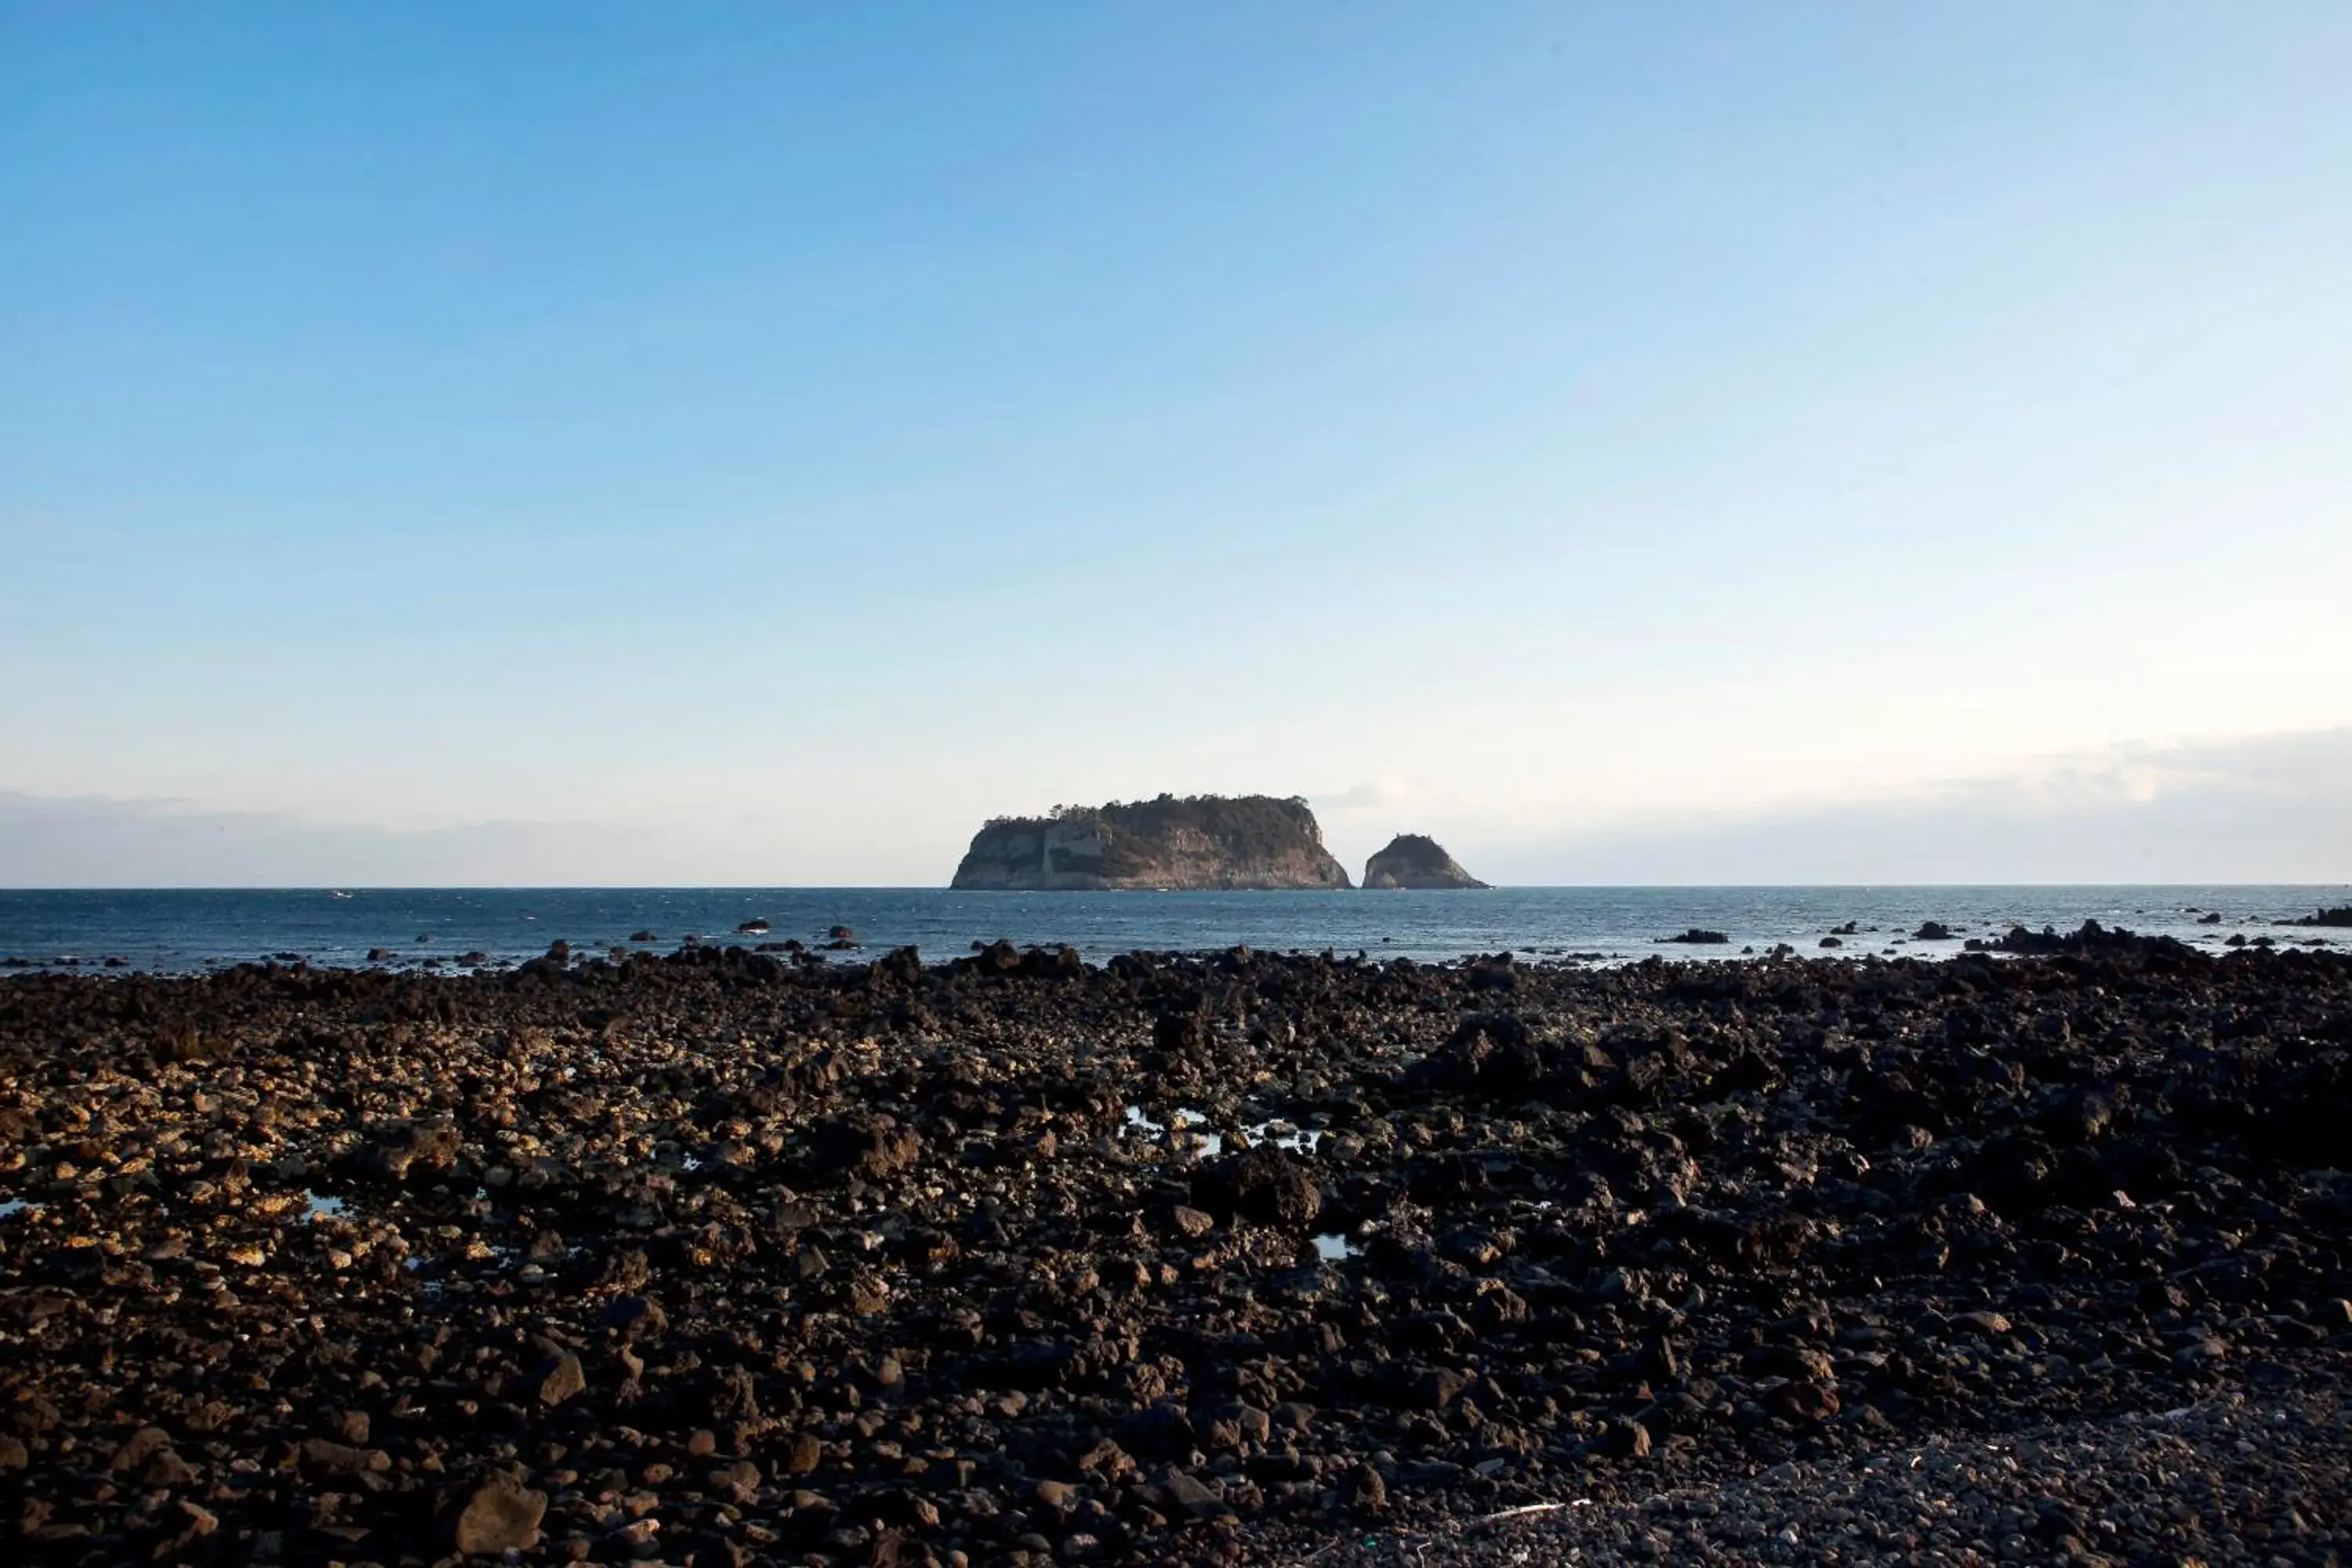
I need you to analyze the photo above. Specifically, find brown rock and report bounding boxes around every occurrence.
[299,1436,390,1475]
[1607,1418,1653,1457]
[529,1352,586,1407]
[1162,1468,1233,1519]
[445,1476,548,1555]
[1410,1367,1470,1411]
[110,1426,173,1475]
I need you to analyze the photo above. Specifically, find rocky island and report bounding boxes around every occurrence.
[950,793,1352,890]
[1361,833,1488,890]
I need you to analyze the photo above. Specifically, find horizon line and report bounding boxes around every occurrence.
[2,881,2347,895]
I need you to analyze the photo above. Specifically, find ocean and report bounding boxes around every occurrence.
[1,885,2345,974]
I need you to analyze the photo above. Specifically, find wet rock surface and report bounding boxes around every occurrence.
[0,934,2347,1565]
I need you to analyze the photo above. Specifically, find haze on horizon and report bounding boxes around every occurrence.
[5,5,2349,888]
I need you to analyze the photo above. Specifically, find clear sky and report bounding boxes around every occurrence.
[4,4,2349,884]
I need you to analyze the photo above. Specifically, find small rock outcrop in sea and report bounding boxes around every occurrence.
[2288,905,2352,927]
[950,794,1352,890]
[1361,833,1489,890]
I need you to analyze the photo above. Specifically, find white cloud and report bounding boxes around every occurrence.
[1313,778,1405,814]
[1477,727,2352,884]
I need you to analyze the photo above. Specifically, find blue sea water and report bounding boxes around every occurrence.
[0,886,2345,974]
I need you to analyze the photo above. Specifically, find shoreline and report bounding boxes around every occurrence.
[5,884,2347,982]
[5,927,2346,981]
[1,934,2347,1563]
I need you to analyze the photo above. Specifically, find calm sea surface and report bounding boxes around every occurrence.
[1,886,2345,974]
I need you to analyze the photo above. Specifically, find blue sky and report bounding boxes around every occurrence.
[4,4,2349,884]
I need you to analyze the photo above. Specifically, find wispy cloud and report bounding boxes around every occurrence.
[1313,778,1405,814]
[1472,727,2352,884]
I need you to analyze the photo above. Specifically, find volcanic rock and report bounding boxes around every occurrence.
[444,1476,548,1555]
[1362,833,1489,890]
[1192,1148,1322,1229]
[951,793,1352,889]
[0,922,2347,1564]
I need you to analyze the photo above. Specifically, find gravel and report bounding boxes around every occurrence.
[1315,1387,2351,1566]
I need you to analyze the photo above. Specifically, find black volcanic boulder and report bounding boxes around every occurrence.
[967,939,1022,975]
[1192,1149,1321,1230]
[1992,920,2198,963]
[870,945,924,985]
[1406,1013,1543,1099]
[806,1114,924,1183]
[1152,1007,1209,1057]
[355,1119,462,1182]
[1020,943,1086,981]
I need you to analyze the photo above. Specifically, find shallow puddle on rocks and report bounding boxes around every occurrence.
[1247,1120,1320,1154]
[1123,1104,1222,1156]
[304,1192,347,1221]
[0,1198,36,1219]
[1123,1105,1320,1157]
[1312,1232,1360,1261]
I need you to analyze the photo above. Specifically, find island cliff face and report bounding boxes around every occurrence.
[951,795,1352,890]
[1363,833,1489,890]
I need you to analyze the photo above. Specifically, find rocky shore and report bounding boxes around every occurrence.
[2,931,2348,1566]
